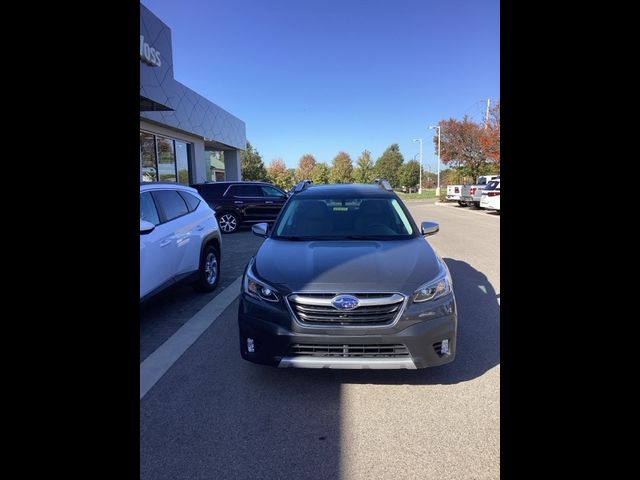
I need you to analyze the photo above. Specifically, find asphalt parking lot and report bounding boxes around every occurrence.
[140,202,500,479]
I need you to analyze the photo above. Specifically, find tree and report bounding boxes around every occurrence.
[267,158,294,190]
[311,162,330,184]
[400,160,421,191]
[480,101,500,169]
[440,166,473,186]
[353,149,375,183]
[374,144,404,188]
[423,171,437,189]
[328,151,353,184]
[241,141,267,181]
[295,154,317,182]
[434,116,488,181]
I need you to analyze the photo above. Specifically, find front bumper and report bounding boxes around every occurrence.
[238,293,457,369]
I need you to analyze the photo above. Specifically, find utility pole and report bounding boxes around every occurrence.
[485,98,491,129]
[412,139,423,194]
[429,125,441,196]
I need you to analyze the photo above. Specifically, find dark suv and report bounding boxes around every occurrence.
[238,181,457,369]
[191,181,288,233]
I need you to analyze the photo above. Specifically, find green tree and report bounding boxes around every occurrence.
[311,162,330,184]
[329,151,353,184]
[353,149,375,183]
[440,167,472,186]
[374,144,404,188]
[295,154,317,182]
[241,141,267,181]
[400,160,421,191]
[285,168,297,189]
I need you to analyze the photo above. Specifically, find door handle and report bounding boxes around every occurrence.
[160,239,172,247]
[265,201,273,204]
[234,201,243,204]
[195,224,205,231]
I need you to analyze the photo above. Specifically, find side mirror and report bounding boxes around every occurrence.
[140,219,156,235]
[252,222,268,238]
[421,221,439,236]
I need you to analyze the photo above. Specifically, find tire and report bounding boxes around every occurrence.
[473,202,480,208]
[193,243,220,292]
[457,201,465,206]
[218,212,239,233]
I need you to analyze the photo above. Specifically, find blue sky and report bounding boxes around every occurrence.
[143,0,499,171]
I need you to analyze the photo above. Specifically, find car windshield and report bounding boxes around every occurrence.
[273,197,415,240]
[485,180,500,190]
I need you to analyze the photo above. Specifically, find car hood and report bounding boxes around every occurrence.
[253,237,443,294]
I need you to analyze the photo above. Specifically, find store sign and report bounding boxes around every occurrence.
[140,35,162,67]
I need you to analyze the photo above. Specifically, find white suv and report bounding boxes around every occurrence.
[140,183,222,301]
[479,179,500,212]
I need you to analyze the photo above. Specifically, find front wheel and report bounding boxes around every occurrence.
[218,212,239,233]
[193,243,220,292]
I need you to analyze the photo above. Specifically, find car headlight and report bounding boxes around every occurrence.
[243,260,279,302]
[413,271,451,303]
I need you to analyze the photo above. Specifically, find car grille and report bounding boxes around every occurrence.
[289,344,410,358]
[287,293,405,326]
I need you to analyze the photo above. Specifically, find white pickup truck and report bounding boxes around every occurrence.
[460,175,500,207]
[446,184,465,205]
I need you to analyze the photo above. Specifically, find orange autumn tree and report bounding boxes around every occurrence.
[434,106,500,180]
[295,154,317,182]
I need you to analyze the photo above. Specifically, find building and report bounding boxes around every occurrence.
[140,3,246,184]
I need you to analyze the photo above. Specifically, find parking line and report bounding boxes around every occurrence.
[435,202,500,217]
[140,275,243,400]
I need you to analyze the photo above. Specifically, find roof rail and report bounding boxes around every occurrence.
[372,179,393,191]
[293,179,313,193]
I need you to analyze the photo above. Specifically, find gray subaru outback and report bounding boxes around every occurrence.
[238,181,457,369]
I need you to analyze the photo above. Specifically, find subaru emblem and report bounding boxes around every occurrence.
[331,294,359,310]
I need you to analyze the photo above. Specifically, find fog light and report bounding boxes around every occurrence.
[247,338,255,353]
[441,339,449,355]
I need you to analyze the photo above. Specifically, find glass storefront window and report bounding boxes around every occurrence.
[140,131,192,184]
[157,136,176,182]
[140,132,157,182]
[175,141,190,185]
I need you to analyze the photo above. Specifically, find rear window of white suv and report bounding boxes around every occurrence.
[179,191,201,212]
[140,192,160,225]
[154,190,189,222]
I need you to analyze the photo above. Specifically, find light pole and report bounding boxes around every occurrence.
[412,138,423,194]
[429,125,441,196]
